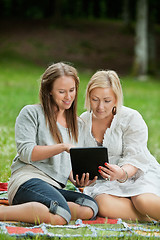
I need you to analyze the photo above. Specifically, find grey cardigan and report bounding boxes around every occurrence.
[11,104,84,187]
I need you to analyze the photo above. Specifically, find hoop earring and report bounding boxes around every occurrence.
[112,106,117,115]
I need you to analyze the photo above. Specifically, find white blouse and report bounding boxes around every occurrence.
[80,106,160,198]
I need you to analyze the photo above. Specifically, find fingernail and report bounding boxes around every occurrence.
[98,170,101,173]
[104,162,108,166]
[98,166,102,169]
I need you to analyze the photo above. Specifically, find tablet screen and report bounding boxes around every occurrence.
[70,147,108,180]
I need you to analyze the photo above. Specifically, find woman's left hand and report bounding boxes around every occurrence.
[69,171,97,188]
[75,173,97,187]
[98,163,124,181]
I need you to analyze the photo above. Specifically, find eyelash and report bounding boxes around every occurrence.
[59,89,75,94]
[70,89,75,92]
[92,99,111,103]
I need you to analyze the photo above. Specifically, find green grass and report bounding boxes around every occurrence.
[0,57,160,239]
[0,58,41,181]
[122,77,160,161]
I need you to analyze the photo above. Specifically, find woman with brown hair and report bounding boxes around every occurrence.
[0,62,98,225]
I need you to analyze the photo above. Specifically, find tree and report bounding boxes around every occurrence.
[133,0,148,78]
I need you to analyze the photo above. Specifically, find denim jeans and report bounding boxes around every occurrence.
[12,178,98,223]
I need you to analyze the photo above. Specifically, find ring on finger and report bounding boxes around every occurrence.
[104,175,110,181]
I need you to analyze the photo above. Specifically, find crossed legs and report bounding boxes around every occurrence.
[0,178,97,225]
[1,193,160,224]
[95,194,151,222]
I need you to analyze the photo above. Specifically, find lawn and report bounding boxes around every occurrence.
[0,58,160,239]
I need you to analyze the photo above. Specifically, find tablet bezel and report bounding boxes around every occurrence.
[70,147,108,180]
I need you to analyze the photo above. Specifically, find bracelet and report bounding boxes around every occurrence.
[117,168,128,183]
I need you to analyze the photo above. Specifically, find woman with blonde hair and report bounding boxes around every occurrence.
[80,69,160,221]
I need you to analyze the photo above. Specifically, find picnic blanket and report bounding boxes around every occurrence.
[0,182,160,238]
[1,218,160,238]
[0,182,8,206]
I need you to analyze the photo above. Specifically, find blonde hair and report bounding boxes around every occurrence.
[85,70,123,112]
[39,62,79,143]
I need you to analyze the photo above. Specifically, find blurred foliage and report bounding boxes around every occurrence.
[0,0,159,24]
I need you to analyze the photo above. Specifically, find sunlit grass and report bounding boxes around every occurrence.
[0,59,41,181]
[122,77,160,160]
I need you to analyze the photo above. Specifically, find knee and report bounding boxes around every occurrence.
[46,215,67,225]
[31,202,68,225]
[132,195,149,215]
[95,194,111,217]
[79,205,94,219]
[75,197,98,219]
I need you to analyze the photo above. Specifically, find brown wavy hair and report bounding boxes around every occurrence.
[39,62,79,143]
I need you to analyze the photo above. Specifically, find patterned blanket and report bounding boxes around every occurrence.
[0,219,160,238]
[0,182,160,238]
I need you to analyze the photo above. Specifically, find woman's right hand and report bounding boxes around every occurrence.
[31,143,74,161]
[63,143,75,153]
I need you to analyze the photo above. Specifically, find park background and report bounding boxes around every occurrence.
[0,0,160,183]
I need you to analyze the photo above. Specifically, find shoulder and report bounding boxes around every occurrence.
[16,104,44,122]
[118,106,147,130]
[18,104,42,116]
[77,116,85,128]
[119,106,144,121]
[80,111,91,123]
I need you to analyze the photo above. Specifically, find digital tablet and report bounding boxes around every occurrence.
[70,147,108,180]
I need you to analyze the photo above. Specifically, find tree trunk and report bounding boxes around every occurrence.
[133,0,148,78]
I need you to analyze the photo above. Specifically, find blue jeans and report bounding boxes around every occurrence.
[12,178,98,223]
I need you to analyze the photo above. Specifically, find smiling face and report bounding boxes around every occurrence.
[50,75,76,112]
[90,87,117,120]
